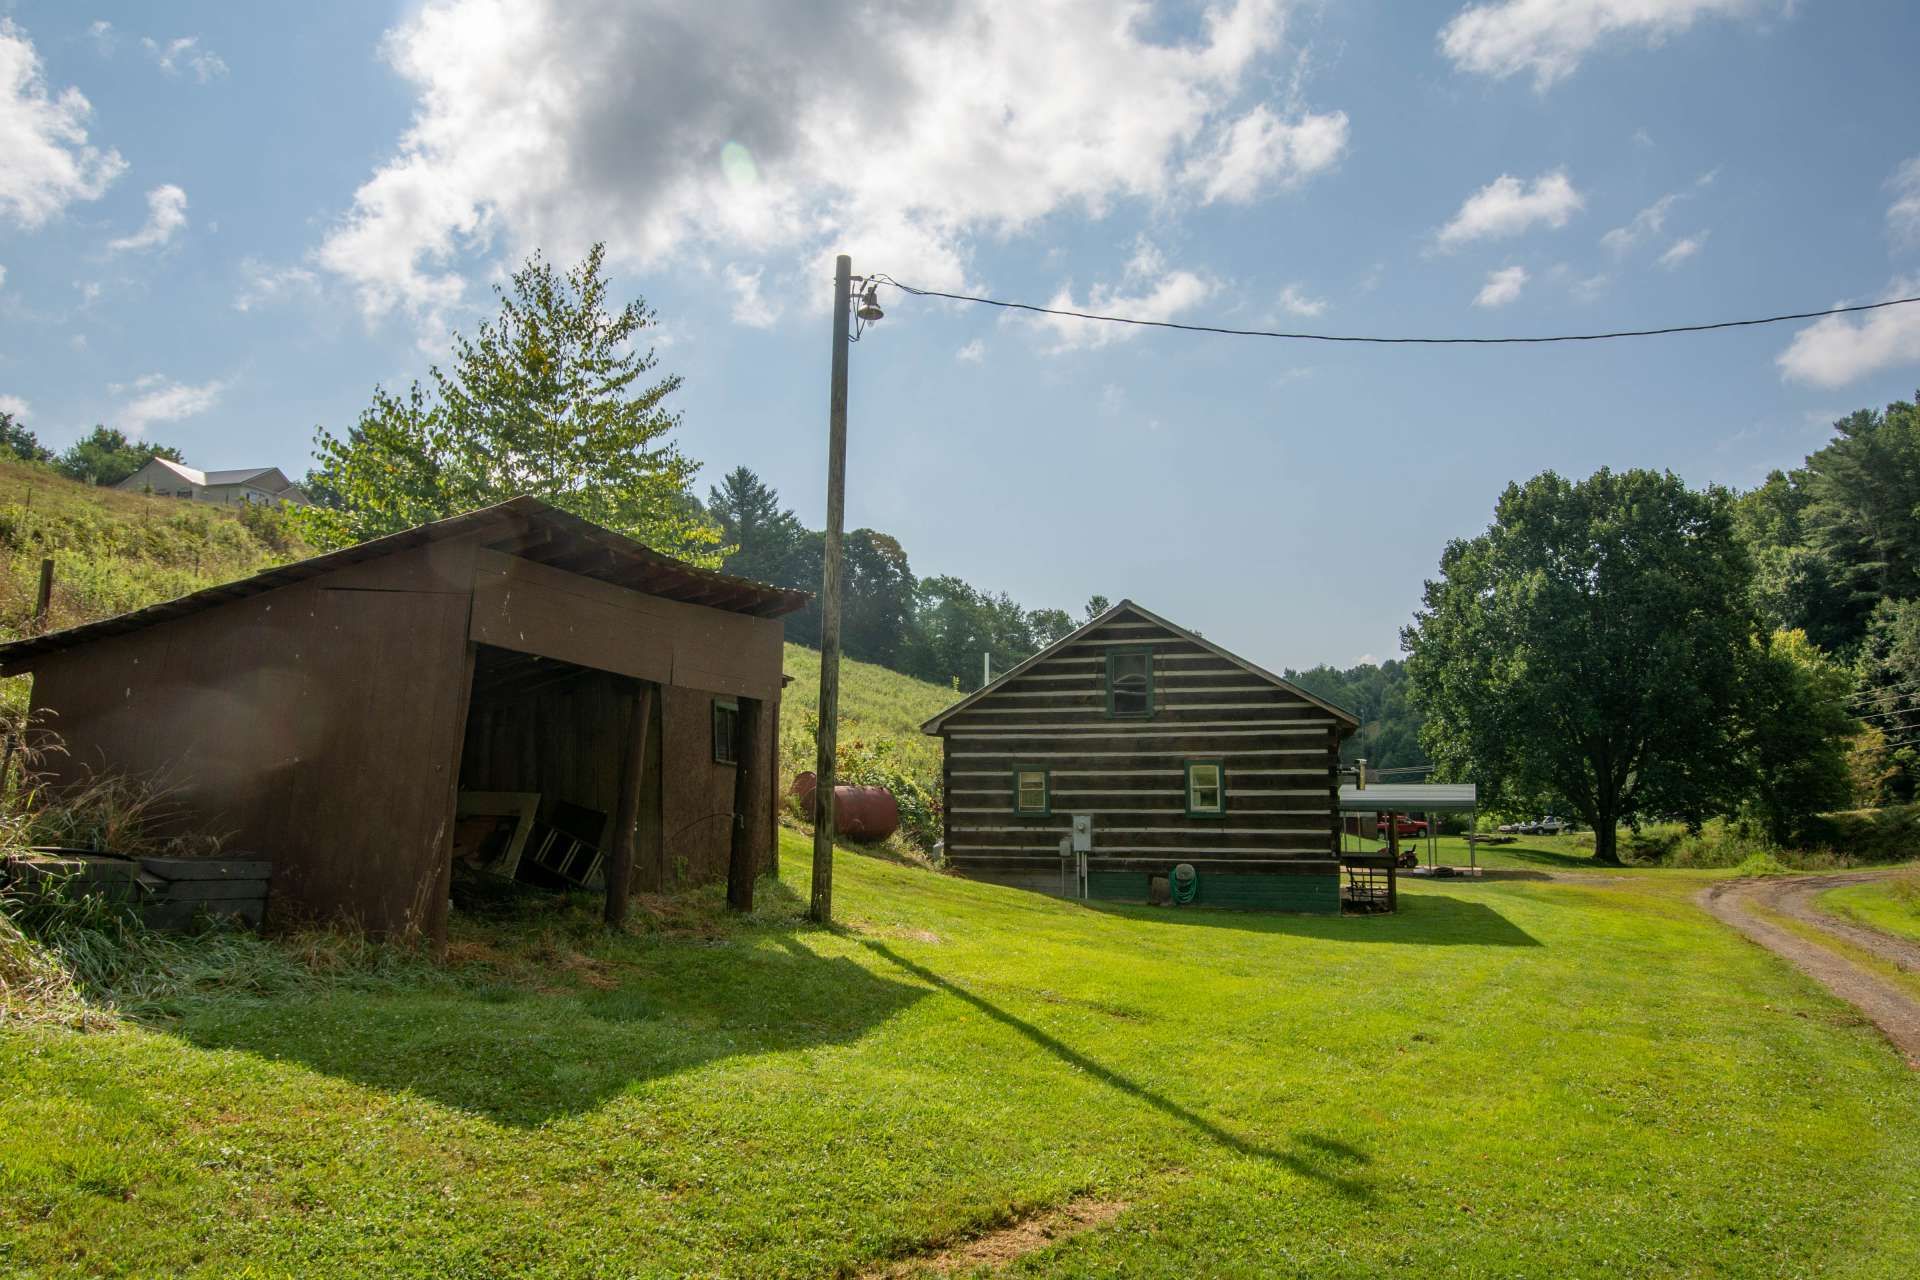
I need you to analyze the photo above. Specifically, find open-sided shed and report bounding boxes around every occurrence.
[0,498,809,943]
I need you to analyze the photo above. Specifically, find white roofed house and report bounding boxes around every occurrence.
[116,457,310,508]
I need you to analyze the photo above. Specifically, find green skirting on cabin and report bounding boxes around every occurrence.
[1084,868,1341,914]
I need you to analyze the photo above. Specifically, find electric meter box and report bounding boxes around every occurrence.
[1070,814,1093,852]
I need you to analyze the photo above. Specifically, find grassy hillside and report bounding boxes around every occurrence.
[777,641,954,793]
[0,460,302,645]
[5,835,1919,1276]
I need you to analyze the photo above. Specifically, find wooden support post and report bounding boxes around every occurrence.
[605,681,654,928]
[727,696,764,912]
[1386,811,1400,913]
[811,253,852,925]
[767,690,781,877]
[33,557,53,633]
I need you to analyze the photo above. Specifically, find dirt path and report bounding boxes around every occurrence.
[861,1199,1125,1278]
[1755,873,1920,974]
[1699,872,1920,1069]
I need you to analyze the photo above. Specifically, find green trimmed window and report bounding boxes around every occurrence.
[1185,761,1226,816]
[1105,647,1154,718]
[1013,766,1050,815]
[712,699,740,765]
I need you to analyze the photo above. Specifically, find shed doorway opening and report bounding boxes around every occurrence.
[452,644,663,901]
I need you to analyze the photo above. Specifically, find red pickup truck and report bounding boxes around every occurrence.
[1375,816,1430,839]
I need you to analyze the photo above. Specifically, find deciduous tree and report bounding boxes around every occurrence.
[56,426,183,487]
[1737,629,1857,845]
[1405,468,1754,862]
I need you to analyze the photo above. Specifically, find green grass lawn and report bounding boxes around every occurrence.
[1344,831,1636,872]
[1819,871,1920,946]
[6,836,1919,1278]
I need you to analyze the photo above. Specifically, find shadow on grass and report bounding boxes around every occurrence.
[1082,893,1541,947]
[858,940,1376,1200]
[1470,842,1607,870]
[169,910,925,1127]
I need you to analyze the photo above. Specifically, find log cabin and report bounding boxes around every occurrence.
[922,600,1360,912]
[0,497,809,943]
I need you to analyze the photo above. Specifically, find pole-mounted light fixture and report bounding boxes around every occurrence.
[849,277,885,341]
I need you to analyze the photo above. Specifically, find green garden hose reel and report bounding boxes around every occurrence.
[1171,863,1198,906]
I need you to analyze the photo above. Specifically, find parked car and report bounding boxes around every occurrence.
[1535,815,1569,835]
[1375,815,1429,839]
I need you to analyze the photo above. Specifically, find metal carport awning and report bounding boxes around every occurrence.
[1338,782,1479,869]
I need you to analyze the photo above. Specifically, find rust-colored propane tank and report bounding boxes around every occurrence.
[790,772,901,842]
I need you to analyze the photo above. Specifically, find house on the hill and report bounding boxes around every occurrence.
[922,600,1362,913]
[116,456,311,507]
[0,497,809,943]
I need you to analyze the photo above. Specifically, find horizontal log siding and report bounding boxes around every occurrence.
[938,611,1342,872]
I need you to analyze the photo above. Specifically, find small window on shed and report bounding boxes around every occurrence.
[1013,766,1049,815]
[1186,761,1225,816]
[712,699,740,765]
[1106,648,1153,718]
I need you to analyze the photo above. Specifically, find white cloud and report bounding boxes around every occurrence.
[0,263,7,290]
[1600,191,1680,255]
[955,338,985,363]
[316,0,1334,329]
[0,394,29,421]
[118,376,228,435]
[1474,265,1528,307]
[1571,271,1609,301]
[0,19,126,229]
[1183,102,1349,204]
[1657,231,1707,268]
[1889,156,1920,249]
[233,258,319,312]
[1436,170,1582,247]
[1777,278,1920,388]
[1277,283,1326,317]
[720,263,780,329]
[141,36,228,83]
[107,183,188,253]
[1438,0,1765,90]
[1033,239,1213,353]
[87,21,116,55]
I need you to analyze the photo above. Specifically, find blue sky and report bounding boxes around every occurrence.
[3,1,1919,672]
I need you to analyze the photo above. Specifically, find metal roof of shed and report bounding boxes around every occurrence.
[1338,783,1478,811]
[0,496,812,671]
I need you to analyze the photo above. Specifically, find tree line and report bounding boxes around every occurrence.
[705,465,1094,690]
[1403,399,1920,860]
[1,414,187,488]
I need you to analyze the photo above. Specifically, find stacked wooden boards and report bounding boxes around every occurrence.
[4,851,272,930]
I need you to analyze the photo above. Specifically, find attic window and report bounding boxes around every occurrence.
[1105,647,1153,718]
[713,699,740,765]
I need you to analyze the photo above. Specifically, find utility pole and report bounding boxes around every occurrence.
[811,255,853,924]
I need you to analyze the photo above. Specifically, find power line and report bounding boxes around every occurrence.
[869,275,1920,347]
[1849,678,1920,709]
